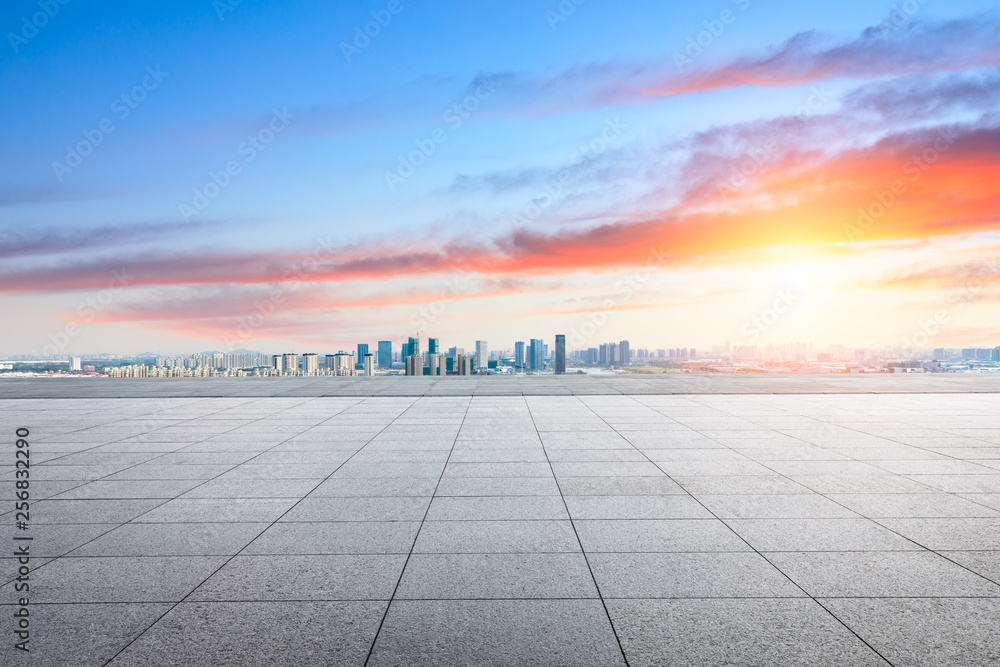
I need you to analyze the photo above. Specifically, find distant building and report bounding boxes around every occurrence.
[377,341,392,369]
[555,335,566,375]
[476,341,489,369]
[529,339,544,370]
[456,354,472,375]
[362,354,374,376]
[69,356,82,372]
[273,356,285,374]
[428,338,440,355]
[405,354,421,376]
[408,336,421,358]
[282,353,299,375]
[428,353,444,376]
[356,344,369,370]
[619,340,630,366]
[302,353,319,375]
[514,341,525,368]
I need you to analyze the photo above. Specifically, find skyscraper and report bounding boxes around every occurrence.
[282,353,299,375]
[377,341,392,369]
[408,336,420,357]
[428,338,439,354]
[619,340,630,366]
[530,339,544,370]
[555,335,566,374]
[363,354,374,376]
[356,344,369,370]
[514,341,525,368]
[405,354,421,376]
[303,353,319,375]
[476,341,488,369]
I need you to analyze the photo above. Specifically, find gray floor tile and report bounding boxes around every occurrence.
[576,519,749,552]
[564,495,712,519]
[413,520,580,553]
[767,551,1000,597]
[190,554,406,600]
[396,553,598,599]
[107,601,387,667]
[133,498,299,523]
[828,493,999,518]
[368,600,626,666]
[309,476,439,497]
[435,477,561,496]
[821,598,1000,667]
[697,494,858,518]
[70,523,268,557]
[281,496,431,522]
[30,499,166,524]
[2,556,226,602]
[608,599,888,666]
[727,518,922,551]
[425,496,569,521]
[244,521,421,554]
[878,518,1000,550]
[557,476,685,495]
[589,552,803,598]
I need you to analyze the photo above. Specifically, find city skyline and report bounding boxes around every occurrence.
[3,1,1000,355]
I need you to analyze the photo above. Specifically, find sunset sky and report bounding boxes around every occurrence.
[2,0,999,356]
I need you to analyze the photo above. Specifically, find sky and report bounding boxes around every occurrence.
[1,0,999,357]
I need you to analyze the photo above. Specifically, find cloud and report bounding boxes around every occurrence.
[0,221,231,259]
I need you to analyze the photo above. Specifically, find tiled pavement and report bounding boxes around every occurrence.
[2,390,1000,665]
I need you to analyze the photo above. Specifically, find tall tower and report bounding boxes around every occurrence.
[555,335,566,375]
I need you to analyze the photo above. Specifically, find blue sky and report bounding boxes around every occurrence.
[2,0,999,355]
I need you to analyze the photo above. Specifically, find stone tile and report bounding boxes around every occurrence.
[244,521,421,554]
[396,553,598,599]
[608,599,888,667]
[281,496,431,522]
[2,556,226,602]
[767,551,1000,597]
[7,602,171,667]
[2,523,120,559]
[413,520,580,553]
[726,518,921,551]
[180,478,321,498]
[70,523,268,557]
[309,476,438,497]
[190,554,406,600]
[576,519,748,553]
[821,598,1000,667]
[435,476,561,496]
[50,480,203,500]
[564,495,712,519]
[878,518,1000,550]
[133,498,298,523]
[697,494,857,519]
[942,551,1000,584]
[589,552,802,598]
[675,475,812,495]
[425,496,569,521]
[368,600,626,667]
[557,476,685,496]
[827,493,999,518]
[107,601,387,667]
[30,499,165,524]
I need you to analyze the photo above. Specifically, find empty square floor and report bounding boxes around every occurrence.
[3,392,1000,666]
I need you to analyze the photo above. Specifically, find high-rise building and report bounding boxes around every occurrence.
[514,341,525,368]
[456,354,472,375]
[977,348,992,361]
[69,356,82,372]
[529,339,544,370]
[377,341,392,369]
[408,336,421,358]
[619,340,630,366]
[993,347,1000,362]
[282,353,299,375]
[302,353,319,375]
[476,341,489,369]
[428,353,444,376]
[273,356,285,374]
[356,344,369,370]
[428,338,439,354]
[401,343,410,359]
[363,354,374,376]
[961,348,977,360]
[555,335,566,375]
[405,354,421,376]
